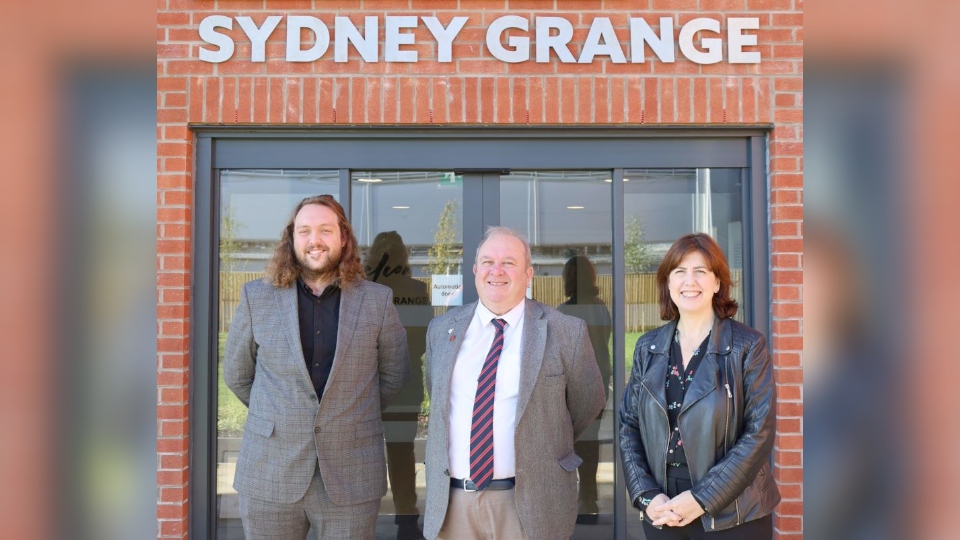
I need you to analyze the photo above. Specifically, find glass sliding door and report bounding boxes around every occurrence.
[350,171,464,537]
[193,129,766,540]
[621,167,746,539]
[501,171,615,536]
[216,170,340,540]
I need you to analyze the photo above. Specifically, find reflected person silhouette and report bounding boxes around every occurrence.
[364,231,433,540]
[558,255,612,523]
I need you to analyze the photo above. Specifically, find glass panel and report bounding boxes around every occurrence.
[501,171,616,536]
[621,167,744,539]
[352,171,464,537]
[216,169,340,540]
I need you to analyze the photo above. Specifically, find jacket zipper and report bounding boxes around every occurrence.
[640,379,670,517]
[676,409,690,528]
[724,383,732,453]
[725,382,739,527]
[710,383,733,530]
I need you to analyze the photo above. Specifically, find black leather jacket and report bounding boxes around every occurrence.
[619,317,780,531]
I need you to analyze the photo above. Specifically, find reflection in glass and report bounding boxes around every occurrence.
[352,171,463,538]
[501,171,615,536]
[216,170,340,539]
[502,171,613,278]
[558,255,613,525]
[363,231,432,538]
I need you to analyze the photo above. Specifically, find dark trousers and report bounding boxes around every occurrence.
[386,441,418,516]
[575,438,600,512]
[642,470,773,540]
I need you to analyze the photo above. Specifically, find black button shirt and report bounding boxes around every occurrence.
[665,329,711,467]
[296,278,341,399]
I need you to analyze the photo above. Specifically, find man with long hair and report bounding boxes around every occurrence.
[224,195,409,539]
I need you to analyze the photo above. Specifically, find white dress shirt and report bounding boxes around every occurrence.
[448,299,526,480]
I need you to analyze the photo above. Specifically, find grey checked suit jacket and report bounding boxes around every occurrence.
[224,278,409,506]
[423,299,606,540]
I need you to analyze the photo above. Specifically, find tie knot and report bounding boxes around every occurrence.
[492,318,506,332]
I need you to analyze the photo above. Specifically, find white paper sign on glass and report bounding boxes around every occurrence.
[431,275,463,307]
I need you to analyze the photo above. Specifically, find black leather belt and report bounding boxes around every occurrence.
[450,477,516,492]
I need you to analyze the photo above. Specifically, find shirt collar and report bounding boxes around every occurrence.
[475,298,526,330]
[297,277,340,299]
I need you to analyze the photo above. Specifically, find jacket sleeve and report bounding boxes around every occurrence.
[567,319,605,441]
[691,333,777,515]
[223,283,257,407]
[377,289,410,409]
[618,339,663,505]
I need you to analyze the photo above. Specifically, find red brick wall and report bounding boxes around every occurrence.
[157,2,802,538]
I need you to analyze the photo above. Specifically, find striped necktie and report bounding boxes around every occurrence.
[469,317,507,491]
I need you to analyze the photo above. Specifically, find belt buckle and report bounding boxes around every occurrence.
[463,479,478,492]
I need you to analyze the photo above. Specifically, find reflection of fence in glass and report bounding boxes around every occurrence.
[218,270,743,333]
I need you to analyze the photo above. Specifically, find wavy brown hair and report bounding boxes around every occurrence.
[265,195,365,289]
[656,233,738,320]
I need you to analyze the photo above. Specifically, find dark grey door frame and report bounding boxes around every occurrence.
[190,126,771,540]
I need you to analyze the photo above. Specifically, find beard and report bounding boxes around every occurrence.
[297,244,342,282]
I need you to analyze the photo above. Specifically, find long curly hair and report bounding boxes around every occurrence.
[265,195,365,289]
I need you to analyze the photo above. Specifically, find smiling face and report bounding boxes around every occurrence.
[668,250,721,319]
[474,232,534,315]
[293,203,344,281]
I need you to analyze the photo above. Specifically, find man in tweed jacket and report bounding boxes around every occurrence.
[423,227,605,539]
[225,195,409,540]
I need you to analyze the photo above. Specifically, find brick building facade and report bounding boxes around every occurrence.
[157,1,802,538]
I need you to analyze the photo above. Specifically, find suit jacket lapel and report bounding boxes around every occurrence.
[515,300,546,424]
[325,283,362,398]
[434,303,475,423]
[276,284,313,384]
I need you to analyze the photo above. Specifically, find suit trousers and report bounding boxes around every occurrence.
[437,487,529,540]
[386,441,419,516]
[641,473,773,540]
[239,464,379,540]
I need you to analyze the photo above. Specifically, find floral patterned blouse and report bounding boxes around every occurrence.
[665,329,711,468]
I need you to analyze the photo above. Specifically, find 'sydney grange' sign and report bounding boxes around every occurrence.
[198,15,761,65]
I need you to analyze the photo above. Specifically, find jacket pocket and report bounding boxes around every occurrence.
[356,418,385,439]
[557,451,583,471]
[243,413,275,438]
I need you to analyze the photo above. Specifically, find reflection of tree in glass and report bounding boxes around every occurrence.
[219,202,247,273]
[428,199,459,275]
[624,214,655,273]
[219,203,249,436]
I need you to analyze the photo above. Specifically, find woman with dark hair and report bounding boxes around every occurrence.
[619,233,779,539]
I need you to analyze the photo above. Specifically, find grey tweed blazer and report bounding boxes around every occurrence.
[224,277,409,506]
[423,299,605,540]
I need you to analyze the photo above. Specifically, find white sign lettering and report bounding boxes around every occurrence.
[287,16,329,62]
[579,17,625,64]
[236,16,282,63]
[678,18,722,65]
[630,17,674,63]
[198,15,234,63]
[197,15,762,65]
[422,16,468,63]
